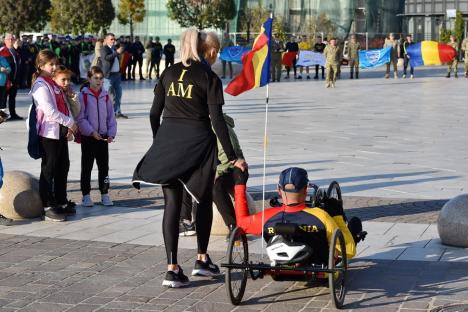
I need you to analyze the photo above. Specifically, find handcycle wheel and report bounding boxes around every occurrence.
[328,228,347,309]
[225,227,248,305]
[327,181,342,201]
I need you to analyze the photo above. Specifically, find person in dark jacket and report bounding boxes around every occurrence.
[163,39,176,69]
[0,34,22,120]
[133,28,247,288]
[285,36,299,79]
[100,33,127,119]
[149,37,163,79]
[132,36,145,80]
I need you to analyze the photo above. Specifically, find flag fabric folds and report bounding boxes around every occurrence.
[225,18,272,96]
[359,47,391,69]
[406,41,457,67]
[296,51,326,67]
[219,46,251,64]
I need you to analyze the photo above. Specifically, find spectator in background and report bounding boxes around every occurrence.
[402,34,415,79]
[221,33,233,79]
[297,35,311,79]
[0,55,11,118]
[125,36,134,80]
[145,37,154,79]
[313,36,326,80]
[132,36,145,80]
[163,39,176,69]
[284,36,299,79]
[150,37,163,79]
[270,33,284,82]
[0,34,22,120]
[101,33,127,119]
[384,33,400,79]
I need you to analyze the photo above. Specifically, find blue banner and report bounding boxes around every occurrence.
[359,47,391,69]
[219,46,251,64]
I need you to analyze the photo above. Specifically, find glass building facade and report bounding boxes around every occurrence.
[402,0,468,41]
[106,0,406,46]
[107,0,183,42]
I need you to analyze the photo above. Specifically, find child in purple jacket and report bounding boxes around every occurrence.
[77,66,117,207]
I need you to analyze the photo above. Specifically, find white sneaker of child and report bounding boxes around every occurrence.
[101,194,114,206]
[82,195,94,207]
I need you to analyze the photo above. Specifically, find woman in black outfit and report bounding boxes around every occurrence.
[133,28,247,288]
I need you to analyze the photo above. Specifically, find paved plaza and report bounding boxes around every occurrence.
[0,66,468,311]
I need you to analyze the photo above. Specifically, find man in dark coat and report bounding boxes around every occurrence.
[132,36,145,80]
[101,33,127,119]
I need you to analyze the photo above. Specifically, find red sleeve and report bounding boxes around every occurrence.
[234,185,282,236]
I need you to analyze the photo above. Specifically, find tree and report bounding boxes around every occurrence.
[238,5,269,44]
[453,10,464,44]
[0,0,51,37]
[306,13,337,41]
[49,0,115,35]
[117,0,146,41]
[167,0,236,30]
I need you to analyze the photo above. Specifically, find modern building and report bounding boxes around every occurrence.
[402,0,468,41]
[106,0,405,47]
[107,0,183,43]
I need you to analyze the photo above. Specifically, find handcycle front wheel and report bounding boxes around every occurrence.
[225,227,249,305]
[328,228,347,309]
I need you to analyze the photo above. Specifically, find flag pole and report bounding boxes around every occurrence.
[261,13,273,257]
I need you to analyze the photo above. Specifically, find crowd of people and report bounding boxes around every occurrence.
[0,33,176,122]
[260,32,468,88]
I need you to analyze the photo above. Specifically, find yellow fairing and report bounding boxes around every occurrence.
[303,208,356,259]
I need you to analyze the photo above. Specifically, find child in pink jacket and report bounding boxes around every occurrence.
[77,66,117,207]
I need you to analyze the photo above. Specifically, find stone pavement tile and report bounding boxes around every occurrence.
[65,304,102,312]
[102,300,143,310]
[397,247,445,261]
[0,299,13,308]
[159,305,191,312]
[116,294,152,303]
[400,299,430,310]
[4,299,32,309]
[134,303,169,311]
[356,246,406,260]
[39,291,94,304]
[17,302,73,312]
[437,248,468,262]
[82,297,114,305]
[186,301,232,312]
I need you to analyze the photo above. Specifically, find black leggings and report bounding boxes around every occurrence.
[212,172,236,227]
[163,181,213,264]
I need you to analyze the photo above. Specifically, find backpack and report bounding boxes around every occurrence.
[74,91,109,144]
[27,98,42,160]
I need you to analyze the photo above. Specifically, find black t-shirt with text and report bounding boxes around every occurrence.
[154,61,224,121]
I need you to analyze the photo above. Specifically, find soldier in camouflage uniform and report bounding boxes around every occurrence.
[384,33,400,79]
[446,35,459,78]
[348,35,360,79]
[324,38,340,88]
[462,37,468,78]
[270,34,284,82]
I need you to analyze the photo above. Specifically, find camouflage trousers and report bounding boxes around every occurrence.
[448,59,458,73]
[326,64,338,83]
[349,59,359,75]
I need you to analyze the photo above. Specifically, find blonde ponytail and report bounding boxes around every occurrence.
[180,27,202,66]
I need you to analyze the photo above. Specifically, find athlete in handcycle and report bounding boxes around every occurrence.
[222,167,367,308]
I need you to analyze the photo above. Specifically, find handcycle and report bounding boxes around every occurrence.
[221,181,348,309]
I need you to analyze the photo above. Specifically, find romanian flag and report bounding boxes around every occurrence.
[225,18,272,96]
[407,41,457,67]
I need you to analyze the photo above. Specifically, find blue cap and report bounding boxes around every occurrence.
[278,167,309,193]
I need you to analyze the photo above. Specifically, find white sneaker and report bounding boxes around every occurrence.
[101,194,114,206]
[410,75,414,79]
[82,195,94,207]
